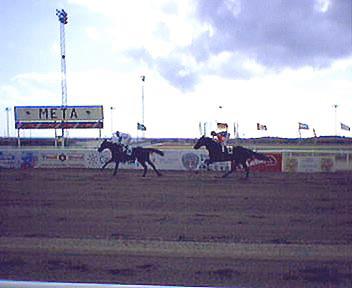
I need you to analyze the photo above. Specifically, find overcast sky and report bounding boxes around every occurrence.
[0,0,351,139]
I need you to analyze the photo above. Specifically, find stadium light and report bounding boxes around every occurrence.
[56,9,68,25]
[140,76,145,138]
[56,8,69,145]
[333,104,338,136]
[110,106,115,135]
[5,107,10,138]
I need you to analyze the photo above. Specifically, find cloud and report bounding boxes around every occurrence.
[14,72,60,84]
[194,0,352,69]
[124,47,198,91]
[125,48,154,66]
[70,0,352,92]
[130,0,351,90]
[155,56,199,91]
[85,26,99,40]
[0,85,21,102]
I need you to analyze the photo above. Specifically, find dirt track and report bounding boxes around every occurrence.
[1,168,352,287]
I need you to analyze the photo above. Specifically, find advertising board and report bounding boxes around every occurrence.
[15,122,103,129]
[14,106,104,129]
[283,156,335,172]
[249,153,282,172]
[0,148,283,172]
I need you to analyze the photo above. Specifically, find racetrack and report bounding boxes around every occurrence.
[1,168,352,287]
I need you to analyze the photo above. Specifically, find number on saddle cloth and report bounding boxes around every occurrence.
[125,145,133,156]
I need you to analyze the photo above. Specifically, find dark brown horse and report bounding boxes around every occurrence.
[97,139,164,177]
[193,136,270,178]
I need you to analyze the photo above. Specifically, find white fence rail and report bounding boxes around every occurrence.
[0,280,202,288]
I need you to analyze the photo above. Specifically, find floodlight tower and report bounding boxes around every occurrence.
[5,107,10,138]
[56,9,68,141]
[141,75,145,138]
[333,104,338,136]
[56,9,68,107]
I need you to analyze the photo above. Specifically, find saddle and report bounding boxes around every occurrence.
[214,145,230,161]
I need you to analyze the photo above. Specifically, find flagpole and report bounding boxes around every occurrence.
[298,123,302,138]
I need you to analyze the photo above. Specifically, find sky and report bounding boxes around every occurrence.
[0,0,351,139]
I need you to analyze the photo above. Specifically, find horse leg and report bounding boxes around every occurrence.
[204,159,211,171]
[139,161,148,177]
[207,163,211,171]
[222,160,237,178]
[146,159,162,176]
[242,161,249,179]
[113,161,120,176]
[101,159,113,170]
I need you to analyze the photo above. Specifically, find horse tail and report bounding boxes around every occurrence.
[146,148,164,156]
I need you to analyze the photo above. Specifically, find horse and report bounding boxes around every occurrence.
[97,139,164,177]
[193,136,270,179]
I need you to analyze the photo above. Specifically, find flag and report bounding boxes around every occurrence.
[257,123,267,131]
[137,122,146,131]
[140,75,145,82]
[341,123,350,131]
[299,122,309,130]
[217,122,228,130]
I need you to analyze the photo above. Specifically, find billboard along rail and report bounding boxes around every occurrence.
[14,105,104,129]
[2,148,352,172]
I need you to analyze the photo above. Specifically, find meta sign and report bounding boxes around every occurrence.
[14,106,104,129]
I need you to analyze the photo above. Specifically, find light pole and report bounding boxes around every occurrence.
[56,9,68,144]
[5,107,10,138]
[140,75,145,138]
[110,106,114,135]
[333,104,338,136]
[218,105,223,122]
[216,105,224,131]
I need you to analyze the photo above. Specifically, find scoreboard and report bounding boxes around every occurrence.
[14,106,104,129]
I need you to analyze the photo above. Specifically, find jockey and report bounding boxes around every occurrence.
[112,131,133,156]
[112,131,131,144]
[211,131,229,154]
